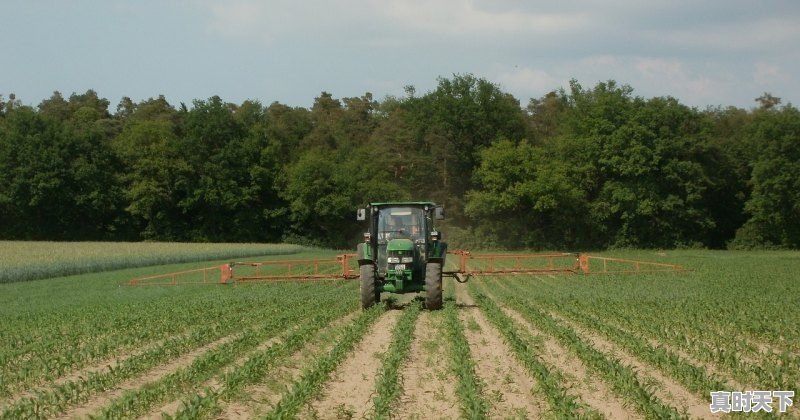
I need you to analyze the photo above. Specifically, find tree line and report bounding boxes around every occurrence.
[1,75,798,249]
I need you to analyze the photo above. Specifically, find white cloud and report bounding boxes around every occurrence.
[199,0,588,46]
[753,62,788,86]
[378,0,587,37]
[647,17,800,53]
[496,67,561,96]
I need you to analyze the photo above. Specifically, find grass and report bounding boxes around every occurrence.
[1,245,798,417]
[0,241,306,283]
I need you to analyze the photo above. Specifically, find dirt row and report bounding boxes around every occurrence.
[5,281,751,419]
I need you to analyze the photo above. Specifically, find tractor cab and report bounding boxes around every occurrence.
[356,202,447,309]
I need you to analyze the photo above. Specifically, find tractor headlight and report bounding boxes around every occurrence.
[401,256,413,263]
[387,257,400,263]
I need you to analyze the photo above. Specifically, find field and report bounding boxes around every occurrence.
[1,244,799,419]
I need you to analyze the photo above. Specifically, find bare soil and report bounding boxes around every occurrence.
[497,302,638,419]
[215,310,360,419]
[454,282,549,419]
[58,330,242,419]
[142,332,290,419]
[393,310,460,419]
[545,310,713,419]
[310,309,401,419]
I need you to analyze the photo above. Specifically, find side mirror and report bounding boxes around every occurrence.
[435,206,445,220]
[356,208,366,221]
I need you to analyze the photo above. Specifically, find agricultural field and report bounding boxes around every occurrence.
[1,245,799,419]
[0,241,304,283]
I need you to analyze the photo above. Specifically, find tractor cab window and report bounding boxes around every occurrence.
[378,207,424,241]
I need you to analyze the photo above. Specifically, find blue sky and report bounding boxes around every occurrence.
[2,1,798,110]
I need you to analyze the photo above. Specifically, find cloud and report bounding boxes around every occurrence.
[377,0,587,37]
[199,0,589,46]
[753,62,788,86]
[496,67,561,97]
[207,1,268,40]
[645,17,800,54]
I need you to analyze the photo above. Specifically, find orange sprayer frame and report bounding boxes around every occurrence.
[128,254,358,286]
[128,251,685,286]
[448,250,685,277]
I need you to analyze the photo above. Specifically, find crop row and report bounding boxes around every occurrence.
[372,301,421,418]
[469,289,590,418]
[0,282,339,398]
[0,282,355,418]
[476,279,685,419]
[441,298,490,418]
[0,241,304,283]
[267,305,385,418]
[536,277,799,392]
[168,294,362,418]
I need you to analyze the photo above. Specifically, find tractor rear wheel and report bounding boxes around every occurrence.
[360,264,378,309]
[425,262,443,310]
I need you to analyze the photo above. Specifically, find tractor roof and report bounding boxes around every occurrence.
[368,201,437,207]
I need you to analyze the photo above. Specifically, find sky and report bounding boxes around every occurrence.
[2,0,799,111]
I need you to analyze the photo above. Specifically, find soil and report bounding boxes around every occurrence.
[545,310,713,419]
[310,309,401,419]
[454,282,550,419]
[392,310,460,419]
[58,331,242,419]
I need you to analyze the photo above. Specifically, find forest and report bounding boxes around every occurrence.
[1,75,798,249]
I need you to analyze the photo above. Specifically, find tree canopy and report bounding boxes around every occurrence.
[1,76,798,249]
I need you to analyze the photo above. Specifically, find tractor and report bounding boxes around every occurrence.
[356,202,447,310]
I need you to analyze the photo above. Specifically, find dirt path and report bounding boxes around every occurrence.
[4,333,183,409]
[310,309,401,418]
[142,331,290,420]
[57,330,242,419]
[545,310,713,419]
[454,282,549,418]
[215,311,359,419]
[476,278,640,418]
[393,310,459,419]
[592,314,752,391]
[498,305,639,419]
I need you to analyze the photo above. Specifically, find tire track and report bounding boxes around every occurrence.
[310,309,401,418]
[215,310,360,419]
[545,310,712,419]
[58,330,241,419]
[454,282,549,419]
[394,310,459,419]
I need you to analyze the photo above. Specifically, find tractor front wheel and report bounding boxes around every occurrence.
[425,262,443,310]
[360,264,379,309]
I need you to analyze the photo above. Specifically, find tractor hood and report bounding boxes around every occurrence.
[386,238,414,252]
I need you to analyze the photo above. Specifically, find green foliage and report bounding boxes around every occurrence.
[733,105,800,248]
[442,298,490,418]
[372,301,421,418]
[0,241,303,283]
[467,81,752,249]
[0,248,798,416]
[1,77,798,249]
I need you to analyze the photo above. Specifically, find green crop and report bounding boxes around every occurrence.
[1,247,798,418]
[372,302,421,419]
[0,241,304,283]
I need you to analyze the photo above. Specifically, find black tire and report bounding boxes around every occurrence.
[360,264,378,309]
[425,262,443,310]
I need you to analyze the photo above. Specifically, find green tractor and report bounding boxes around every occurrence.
[356,202,447,310]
